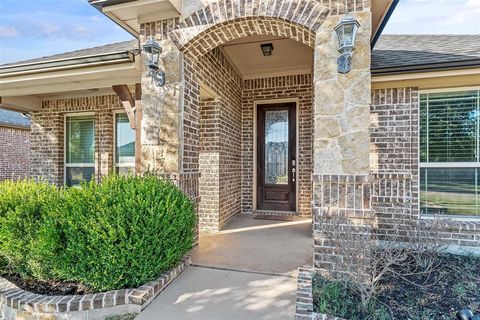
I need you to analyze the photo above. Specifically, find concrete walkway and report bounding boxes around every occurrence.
[136,266,297,320]
[136,215,313,320]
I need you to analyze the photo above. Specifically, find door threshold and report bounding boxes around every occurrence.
[255,210,296,215]
[254,210,296,221]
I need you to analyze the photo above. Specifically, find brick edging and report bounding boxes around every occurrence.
[294,267,344,320]
[0,256,190,319]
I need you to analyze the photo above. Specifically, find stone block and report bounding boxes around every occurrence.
[316,117,342,138]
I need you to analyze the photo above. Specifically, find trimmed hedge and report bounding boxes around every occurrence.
[0,175,196,292]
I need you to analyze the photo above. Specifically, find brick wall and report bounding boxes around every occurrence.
[0,126,30,181]
[196,48,243,231]
[242,74,313,216]
[370,87,480,249]
[31,95,120,185]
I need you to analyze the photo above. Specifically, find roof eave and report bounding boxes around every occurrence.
[0,51,136,78]
[88,0,136,10]
[88,0,140,37]
[371,0,399,49]
[371,59,480,75]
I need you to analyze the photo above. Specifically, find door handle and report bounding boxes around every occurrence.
[292,167,296,183]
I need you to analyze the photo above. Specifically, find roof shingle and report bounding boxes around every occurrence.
[1,35,479,72]
[372,34,480,70]
[0,109,31,129]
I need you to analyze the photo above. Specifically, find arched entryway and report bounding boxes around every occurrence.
[177,21,317,232]
[139,0,373,278]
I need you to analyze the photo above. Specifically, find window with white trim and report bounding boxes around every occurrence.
[420,90,480,217]
[115,113,135,175]
[65,116,95,186]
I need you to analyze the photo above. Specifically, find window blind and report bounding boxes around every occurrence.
[419,90,480,217]
[65,116,95,186]
[66,116,95,164]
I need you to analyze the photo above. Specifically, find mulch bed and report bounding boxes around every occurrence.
[314,254,480,319]
[1,273,92,295]
[376,254,480,319]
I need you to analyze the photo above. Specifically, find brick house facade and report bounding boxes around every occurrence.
[0,0,479,280]
[0,110,30,181]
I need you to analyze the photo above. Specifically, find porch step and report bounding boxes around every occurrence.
[254,212,295,221]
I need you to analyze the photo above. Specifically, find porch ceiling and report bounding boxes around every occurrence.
[220,35,313,79]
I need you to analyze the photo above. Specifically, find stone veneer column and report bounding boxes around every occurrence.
[140,19,182,175]
[312,10,374,279]
[140,19,201,216]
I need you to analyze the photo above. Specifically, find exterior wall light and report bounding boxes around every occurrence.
[334,16,360,74]
[260,43,274,56]
[142,39,165,86]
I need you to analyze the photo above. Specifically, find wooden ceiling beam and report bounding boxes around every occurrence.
[113,84,136,129]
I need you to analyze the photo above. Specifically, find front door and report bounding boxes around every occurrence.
[257,102,296,212]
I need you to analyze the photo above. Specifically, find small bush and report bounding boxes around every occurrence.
[0,175,196,292]
[0,180,60,279]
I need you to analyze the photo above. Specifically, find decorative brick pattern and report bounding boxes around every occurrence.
[31,95,118,185]
[0,256,190,320]
[371,88,480,248]
[242,74,313,215]
[0,126,30,181]
[172,0,371,58]
[312,174,372,216]
[141,18,180,40]
[312,174,374,278]
[169,0,331,57]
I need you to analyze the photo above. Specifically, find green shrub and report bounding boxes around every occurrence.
[56,175,196,291]
[0,175,196,292]
[0,180,60,279]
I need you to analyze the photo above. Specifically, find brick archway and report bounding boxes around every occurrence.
[170,0,330,57]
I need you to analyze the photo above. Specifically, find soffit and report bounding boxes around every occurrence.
[100,0,181,36]
[220,35,313,80]
[371,0,395,43]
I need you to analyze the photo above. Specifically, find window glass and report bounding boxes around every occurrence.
[66,167,95,187]
[115,113,135,174]
[420,90,479,217]
[420,168,478,216]
[66,116,95,163]
[65,116,95,186]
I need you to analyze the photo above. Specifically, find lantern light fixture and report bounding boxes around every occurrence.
[142,39,166,86]
[334,16,360,74]
[260,43,274,56]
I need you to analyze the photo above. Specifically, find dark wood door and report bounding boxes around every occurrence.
[257,103,296,212]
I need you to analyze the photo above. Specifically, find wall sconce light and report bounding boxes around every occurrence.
[260,43,274,56]
[334,16,360,74]
[142,39,166,86]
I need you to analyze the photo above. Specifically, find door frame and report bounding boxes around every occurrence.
[253,98,299,213]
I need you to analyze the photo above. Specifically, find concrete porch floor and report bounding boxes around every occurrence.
[136,214,313,320]
[191,214,313,276]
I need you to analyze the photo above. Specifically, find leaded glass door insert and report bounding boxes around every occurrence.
[265,110,289,185]
[257,103,296,212]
